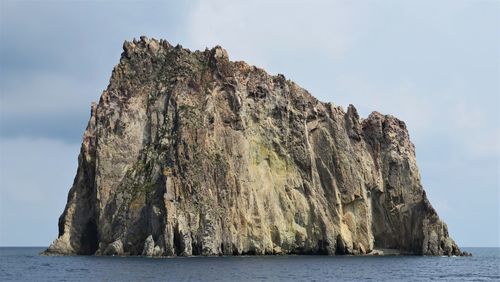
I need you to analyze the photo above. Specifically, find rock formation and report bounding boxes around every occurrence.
[44,37,464,256]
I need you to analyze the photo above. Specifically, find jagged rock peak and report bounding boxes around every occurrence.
[44,37,466,257]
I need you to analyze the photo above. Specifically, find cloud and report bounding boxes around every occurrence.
[0,0,498,247]
[0,0,194,143]
[331,74,500,157]
[187,0,366,74]
[0,137,80,246]
[0,73,95,143]
[1,73,96,115]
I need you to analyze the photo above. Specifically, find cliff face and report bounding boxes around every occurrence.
[45,37,463,256]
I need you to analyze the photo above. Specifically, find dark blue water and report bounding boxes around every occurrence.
[0,247,498,281]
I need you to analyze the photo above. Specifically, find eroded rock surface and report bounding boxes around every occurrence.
[44,37,463,256]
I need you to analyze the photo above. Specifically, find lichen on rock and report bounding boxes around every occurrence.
[44,36,465,257]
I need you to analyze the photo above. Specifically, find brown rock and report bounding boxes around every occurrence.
[43,37,463,257]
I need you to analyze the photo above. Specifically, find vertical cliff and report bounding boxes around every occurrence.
[45,37,463,256]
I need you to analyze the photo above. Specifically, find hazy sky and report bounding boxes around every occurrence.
[0,0,498,247]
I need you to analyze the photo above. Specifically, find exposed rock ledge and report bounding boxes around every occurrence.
[44,37,466,257]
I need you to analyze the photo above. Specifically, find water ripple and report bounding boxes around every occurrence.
[0,247,498,281]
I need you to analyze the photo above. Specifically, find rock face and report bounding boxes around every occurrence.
[45,37,463,256]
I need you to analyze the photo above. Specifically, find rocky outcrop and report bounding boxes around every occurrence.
[44,37,464,257]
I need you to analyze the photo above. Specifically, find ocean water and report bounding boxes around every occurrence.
[0,247,498,281]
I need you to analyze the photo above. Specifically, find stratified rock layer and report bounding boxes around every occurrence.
[45,37,463,256]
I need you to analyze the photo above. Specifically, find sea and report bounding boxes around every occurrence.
[0,247,498,281]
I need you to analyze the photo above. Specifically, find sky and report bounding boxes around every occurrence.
[0,0,498,247]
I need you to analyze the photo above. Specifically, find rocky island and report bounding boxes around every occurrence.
[45,37,464,257]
